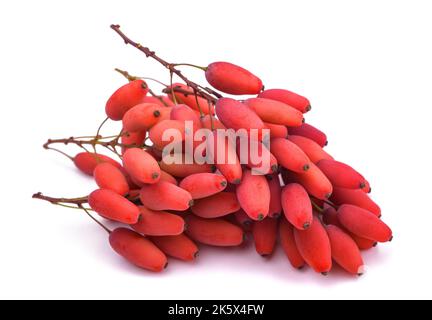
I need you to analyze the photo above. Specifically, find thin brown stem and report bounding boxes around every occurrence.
[32,192,88,205]
[110,24,220,103]
[79,204,112,234]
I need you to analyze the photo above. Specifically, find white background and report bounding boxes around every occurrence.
[1,0,431,300]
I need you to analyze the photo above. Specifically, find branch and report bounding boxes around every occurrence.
[110,24,220,103]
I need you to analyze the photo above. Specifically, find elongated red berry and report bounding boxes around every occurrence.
[88,189,140,224]
[207,131,242,184]
[149,120,186,150]
[159,170,178,185]
[106,80,149,120]
[94,163,130,196]
[200,115,226,130]
[258,88,311,113]
[321,206,377,250]
[122,148,160,184]
[282,163,333,200]
[109,228,167,272]
[215,98,266,135]
[180,173,227,199]
[279,218,306,269]
[338,205,392,242]
[330,187,381,217]
[287,135,333,164]
[170,104,202,129]
[205,62,263,95]
[185,215,244,246]
[150,234,199,261]
[288,123,327,147]
[191,192,240,218]
[131,206,185,236]
[121,130,146,154]
[317,159,366,189]
[270,138,311,173]
[122,103,163,132]
[294,215,332,274]
[268,173,282,218]
[252,218,278,256]
[237,137,278,175]
[74,152,121,176]
[244,98,304,127]
[265,122,288,138]
[236,169,270,221]
[326,225,364,275]
[140,181,193,211]
[168,83,214,115]
[281,183,313,230]
[160,153,214,178]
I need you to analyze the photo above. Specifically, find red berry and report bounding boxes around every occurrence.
[131,206,185,236]
[281,183,313,230]
[287,135,333,164]
[191,192,240,218]
[236,169,270,221]
[205,62,263,95]
[294,215,332,274]
[185,215,244,247]
[105,80,149,120]
[122,103,163,132]
[268,173,282,218]
[330,187,381,217]
[317,159,366,189]
[73,152,121,176]
[93,163,130,196]
[88,189,140,224]
[270,138,311,173]
[258,88,311,113]
[122,148,161,184]
[109,228,167,272]
[140,181,193,211]
[279,218,306,269]
[150,234,199,261]
[288,123,327,147]
[180,173,227,199]
[252,218,278,256]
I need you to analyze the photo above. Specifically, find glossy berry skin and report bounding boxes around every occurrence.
[170,104,202,129]
[191,192,240,218]
[205,62,263,95]
[109,228,167,272]
[74,152,121,176]
[150,234,199,261]
[122,103,163,132]
[338,205,392,243]
[159,170,178,185]
[185,215,244,247]
[215,98,266,136]
[207,131,242,184]
[264,122,288,138]
[244,98,304,127]
[317,159,366,190]
[270,138,311,173]
[326,225,365,275]
[200,115,226,130]
[287,135,333,164]
[236,169,270,221]
[179,173,227,199]
[121,130,146,154]
[279,218,306,269]
[88,189,140,224]
[105,80,149,120]
[288,123,327,147]
[281,183,313,230]
[122,148,161,185]
[160,153,214,178]
[294,215,332,274]
[330,187,381,217]
[131,206,185,236]
[282,164,333,200]
[93,163,130,196]
[149,120,186,150]
[322,206,377,250]
[140,181,193,211]
[267,173,282,218]
[258,88,311,113]
[252,218,278,256]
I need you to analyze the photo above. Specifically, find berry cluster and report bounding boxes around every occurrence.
[33,25,392,276]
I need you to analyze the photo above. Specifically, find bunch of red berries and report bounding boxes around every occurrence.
[34,25,392,277]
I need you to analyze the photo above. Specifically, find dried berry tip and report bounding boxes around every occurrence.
[232,178,242,185]
[152,172,159,179]
[188,199,195,207]
[153,110,161,117]
[303,164,310,171]
[303,222,311,229]
[257,214,265,221]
